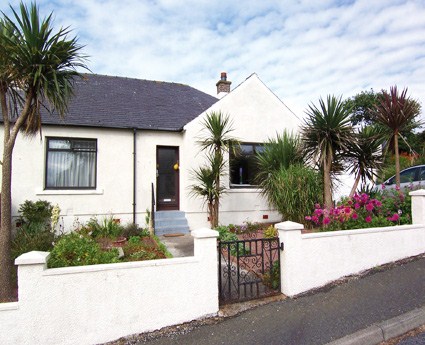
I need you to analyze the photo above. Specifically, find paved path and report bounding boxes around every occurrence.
[134,256,425,345]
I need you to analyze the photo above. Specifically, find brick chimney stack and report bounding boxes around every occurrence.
[216,72,231,98]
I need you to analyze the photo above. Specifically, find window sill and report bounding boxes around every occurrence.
[228,185,261,192]
[36,188,104,196]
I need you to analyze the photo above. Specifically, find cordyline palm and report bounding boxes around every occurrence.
[0,2,87,301]
[301,95,354,208]
[255,131,303,181]
[194,111,238,228]
[189,154,226,227]
[372,86,421,188]
[347,126,385,197]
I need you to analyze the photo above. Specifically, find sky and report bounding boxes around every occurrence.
[2,0,425,119]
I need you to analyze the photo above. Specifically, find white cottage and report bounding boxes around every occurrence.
[1,73,300,234]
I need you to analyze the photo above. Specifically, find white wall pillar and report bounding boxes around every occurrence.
[15,251,50,303]
[276,221,304,297]
[191,228,219,313]
[410,189,425,224]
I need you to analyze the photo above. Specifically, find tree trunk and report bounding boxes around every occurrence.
[394,132,401,188]
[0,145,14,301]
[323,154,333,208]
[349,172,361,198]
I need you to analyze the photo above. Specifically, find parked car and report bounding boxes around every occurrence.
[382,164,425,190]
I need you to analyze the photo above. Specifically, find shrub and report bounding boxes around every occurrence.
[48,233,119,268]
[215,225,250,256]
[85,216,124,238]
[12,200,57,259]
[17,200,53,229]
[262,261,280,290]
[305,188,412,231]
[264,225,277,238]
[121,223,142,239]
[260,164,322,223]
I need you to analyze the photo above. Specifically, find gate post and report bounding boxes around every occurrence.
[191,228,219,310]
[276,221,303,297]
[410,189,425,224]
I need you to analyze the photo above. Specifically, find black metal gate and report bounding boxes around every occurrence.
[218,235,282,304]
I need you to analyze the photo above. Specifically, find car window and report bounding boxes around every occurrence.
[420,167,425,181]
[400,167,418,183]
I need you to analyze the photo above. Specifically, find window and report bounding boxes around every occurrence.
[229,143,263,187]
[45,137,97,189]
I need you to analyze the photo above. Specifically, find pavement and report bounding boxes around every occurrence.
[151,235,425,345]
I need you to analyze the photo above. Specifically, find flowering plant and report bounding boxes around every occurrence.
[305,187,412,231]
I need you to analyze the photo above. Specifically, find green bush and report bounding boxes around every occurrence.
[264,225,277,238]
[12,229,55,259]
[12,200,57,259]
[261,164,323,223]
[17,200,53,229]
[215,225,250,256]
[48,232,119,268]
[85,216,124,238]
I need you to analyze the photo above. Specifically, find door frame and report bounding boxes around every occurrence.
[156,146,180,211]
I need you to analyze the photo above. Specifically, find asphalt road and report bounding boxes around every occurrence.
[398,331,425,345]
[135,256,425,345]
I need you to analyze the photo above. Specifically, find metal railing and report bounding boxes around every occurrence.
[151,183,156,235]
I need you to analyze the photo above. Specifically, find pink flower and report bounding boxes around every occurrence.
[344,206,351,213]
[305,216,312,221]
[323,217,331,225]
[347,200,353,205]
[315,203,321,209]
[312,216,319,224]
[381,183,386,190]
[395,185,400,191]
[374,200,382,207]
[365,215,372,223]
[352,213,358,220]
[388,213,400,222]
[354,203,360,209]
[365,203,374,212]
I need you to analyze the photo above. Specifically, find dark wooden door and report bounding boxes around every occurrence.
[156,146,179,210]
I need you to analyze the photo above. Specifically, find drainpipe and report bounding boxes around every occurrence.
[133,128,137,224]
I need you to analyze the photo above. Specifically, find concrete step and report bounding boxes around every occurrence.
[154,211,190,235]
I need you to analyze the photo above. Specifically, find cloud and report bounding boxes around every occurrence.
[3,0,425,119]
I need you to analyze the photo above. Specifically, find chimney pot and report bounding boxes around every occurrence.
[216,72,231,97]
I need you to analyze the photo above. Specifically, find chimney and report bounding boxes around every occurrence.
[216,72,231,98]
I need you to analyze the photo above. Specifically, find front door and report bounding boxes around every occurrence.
[156,146,179,211]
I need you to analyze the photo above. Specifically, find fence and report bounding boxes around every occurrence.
[0,228,218,345]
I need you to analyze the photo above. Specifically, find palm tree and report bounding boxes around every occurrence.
[372,86,421,188]
[0,2,87,301]
[192,111,238,228]
[189,155,226,227]
[301,95,354,208]
[255,131,303,181]
[347,126,385,197]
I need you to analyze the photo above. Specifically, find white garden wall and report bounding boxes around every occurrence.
[278,189,425,297]
[0,229,219,345]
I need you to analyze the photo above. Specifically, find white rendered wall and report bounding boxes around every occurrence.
[0,229,219,345]
[277,190,425,296]
[0,126,136,230]
[182,73,301,229]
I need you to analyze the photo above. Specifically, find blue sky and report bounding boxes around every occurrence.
[2,0,425,118]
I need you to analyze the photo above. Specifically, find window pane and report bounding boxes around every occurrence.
[46,138,96,188]
[73,140,96,151]
[230,143,262,186]
[49,139,71,149]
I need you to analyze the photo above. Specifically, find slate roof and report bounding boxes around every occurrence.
[38,74,218,131]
